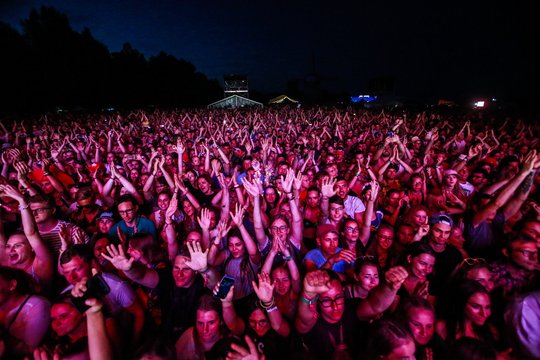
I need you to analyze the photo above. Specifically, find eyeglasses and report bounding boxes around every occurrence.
[118,208,135,215]
[512,249,538,258]
[330,206,344,211]
[32,207,52,214]
[345,227,359,233]
[271,225,288,232]
[318,296,345,308]
[461,258,486,266]
[248,319,268,327]
[377,234,394,241]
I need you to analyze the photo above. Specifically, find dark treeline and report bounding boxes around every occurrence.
[0,6,222,114]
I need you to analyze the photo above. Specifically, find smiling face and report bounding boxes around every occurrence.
[248,308,271,337]
[465,292,491,326]
[408,253,435,280]
[195,310,221,343]
[271,267,291,296]
[228,236,245,259]
[172,255,196,288]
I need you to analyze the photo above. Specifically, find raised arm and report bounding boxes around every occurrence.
[356,266,408,320]
[243,178,267,247]
[231,203,261,264]
[253,272,290,337]
[359,181,378,248]
[102,244,159,288]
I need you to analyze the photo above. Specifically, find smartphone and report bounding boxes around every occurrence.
[214,275,235,300]
[71,274,111,313]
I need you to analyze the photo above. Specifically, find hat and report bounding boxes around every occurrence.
[97,212,114,221]
[317,224,339,238]
[443,169,458,177]
[411,136,421,143]
[429,213,453,228]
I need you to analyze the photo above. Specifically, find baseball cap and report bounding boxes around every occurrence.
[443,169,458,177]
[97,212,114,221]
[430,213,453,227]
[411,136,421,143]
[317,224,339,238]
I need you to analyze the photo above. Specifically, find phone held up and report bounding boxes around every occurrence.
[71,274,111,313]
[214,275,235,300]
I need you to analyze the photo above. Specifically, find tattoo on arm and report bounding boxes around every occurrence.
[518,173,534,195]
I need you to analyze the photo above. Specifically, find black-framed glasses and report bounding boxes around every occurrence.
[345,226,359,233]
[118,208,135,215]
[32,207,52,214]
[271,225,288,232]
[248,319,268,327]
[318,296,345,308]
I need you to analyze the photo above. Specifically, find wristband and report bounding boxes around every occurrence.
[284,255,293,261]
[19,203,30,211]
[301,293,319,305]
[266,306,278,313]
[199,267,210,274]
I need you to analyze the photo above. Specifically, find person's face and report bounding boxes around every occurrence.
[508,241,538,271]
[198,178,211,193]
[172,256,196,288]
[385,168,397,179]
[248,309,271,337]
[93,237,109,262]
[195,310,221,342]
[98,218,114,234]
[407,308,434,346]
[430,223,451,247]
[465,292,491,326]
[318,231,339,257]
[165,155,174,165]
[306,190,320,208]
[470,172,486,187]
[61,256,92,285]
[409,253,435,280]
[382,339,416,360]
[186,231,202,244]
[277,164,289,176]
[387,192,401,206]
[30,202,55,223]
[318,280,345,323]
[377,229,394,250]
[77,197,94,212]
[449,227,465,248]
[356,264,379,292]
[271,268,291,296]
[343,221,360,242]
[181,201,194,218]
[444,174,458,187]
[157,193,171,211]
[6,234,33,266]
[271,219,289,242]
[335,180,349,199]
[51,303,84,337]
[279,203,292,222]
[130,169,139,180]
[106,153,115,163]
[466,267,494,292]
[301,175,311,189]
[127,242,143,261]
[228,236,245,259]
[118,201,137,224]
[242,159,252,171]
[327,165,338,178]
[264,189,277,204]
[329,203,345,222]
[458,167,469,181]
[411,177,423,192]
[397,226,415,246]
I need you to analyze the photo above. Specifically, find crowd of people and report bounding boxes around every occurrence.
[0,106,539,360]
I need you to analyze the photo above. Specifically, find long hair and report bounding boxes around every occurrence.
[365,319,413,360]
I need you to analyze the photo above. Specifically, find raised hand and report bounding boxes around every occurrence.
[184,241,209,272]
[320,177,337,198]
[216,219,232,239]
[329,249,356,264]
[226,335,264,360]
[384,266,408,291]
[242,178,261,197]
[368,180,380,202]
[303,270,331,297]
[0,183,24,202]
[292,170,302,191]
[229,203,245,227]
[102,244,134,271]
[252,272,274,303]
[197,208,212,230]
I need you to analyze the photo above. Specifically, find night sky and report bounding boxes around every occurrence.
[1,0,538,100]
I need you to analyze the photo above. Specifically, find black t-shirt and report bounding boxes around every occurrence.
[425,241,463,296]
[301,300,366,359]
[160,274,211,342]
